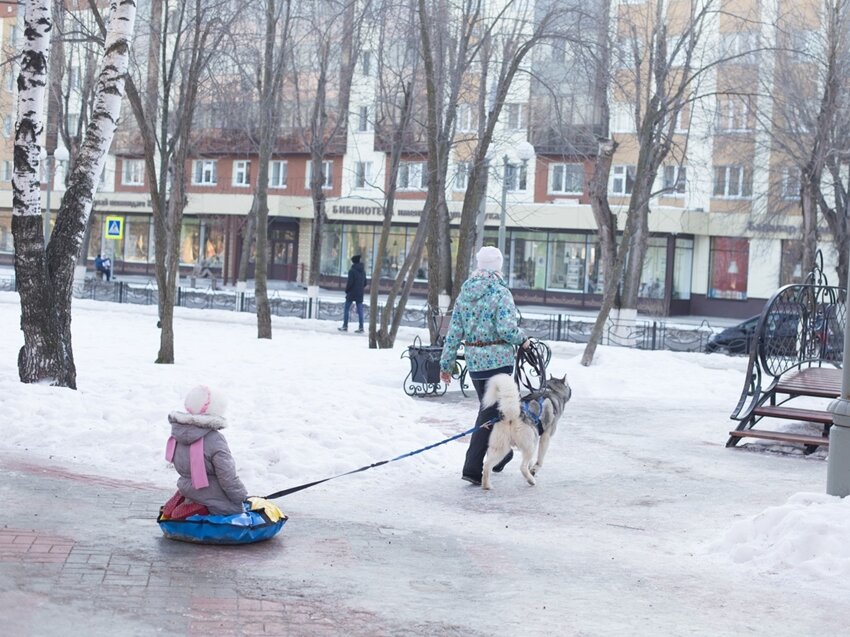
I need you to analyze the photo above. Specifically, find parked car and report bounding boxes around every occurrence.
[705,312,800,355]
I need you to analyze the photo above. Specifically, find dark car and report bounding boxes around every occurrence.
[705,313,800,355]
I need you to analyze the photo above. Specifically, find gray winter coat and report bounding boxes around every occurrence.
[167,411,248,515]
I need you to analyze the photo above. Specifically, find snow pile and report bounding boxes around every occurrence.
[711,492,850,579]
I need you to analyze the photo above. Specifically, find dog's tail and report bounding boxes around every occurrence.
[482,374,521,421]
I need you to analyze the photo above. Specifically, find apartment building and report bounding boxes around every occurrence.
[0,0,836,319]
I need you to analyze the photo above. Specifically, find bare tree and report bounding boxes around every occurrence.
[290,0,366,312]
[122,0,234,363]
[759,0,850,288]
[582,0,718,365]
[243,0,293,338]
[12,0,137,387]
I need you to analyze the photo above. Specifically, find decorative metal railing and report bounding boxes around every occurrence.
[0,274,738,354]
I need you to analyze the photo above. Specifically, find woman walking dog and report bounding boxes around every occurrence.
[439,246,530,486]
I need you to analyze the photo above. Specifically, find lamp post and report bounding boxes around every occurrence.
[827,246,850,496]
[497,140,535,255]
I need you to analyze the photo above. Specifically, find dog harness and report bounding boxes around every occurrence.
[521,396,547,436]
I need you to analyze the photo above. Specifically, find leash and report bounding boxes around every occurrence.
[514,338,549,394]
[262,424,479,500]
[263,339,551,500]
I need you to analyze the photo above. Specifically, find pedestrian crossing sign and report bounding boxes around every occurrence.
[105,216,124,239]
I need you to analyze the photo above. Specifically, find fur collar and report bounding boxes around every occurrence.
[168,410,228,430]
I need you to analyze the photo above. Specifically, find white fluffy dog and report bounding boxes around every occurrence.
[480,373,570,490]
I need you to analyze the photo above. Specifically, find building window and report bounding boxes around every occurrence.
[5,70,14,92]
[673,237,693,300]
[662,165,687,194]
[504,103,526,130]
[397,161,427,190]
[610,102,635,133]
[790,29,818,63]
[2,115,12,137]
[66,112,80,133]
[716,95,754,131]
[357,105,371,132]
[354,161,371,188]
[610,165,636,195]
[457,103,477,133]
[713,165,752,198]
[549,163,584,195]
[269,160,288,188]
[232,160,251,187]
[1,160,11,182]
[708,236,749,300]
[780,239,804,285]
[453,161,470,191]
[721,31,760,63]
[192,159,218,185]
[121,159,145,186]
[505,163,527,192]
[639,237,668,298]
[306,160,333,189]
[781,166,800,200]
[360,51,372,76]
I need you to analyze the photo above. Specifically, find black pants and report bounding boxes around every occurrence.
[462,365,513,480]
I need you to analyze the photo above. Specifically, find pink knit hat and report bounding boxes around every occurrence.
[476,246,503,272]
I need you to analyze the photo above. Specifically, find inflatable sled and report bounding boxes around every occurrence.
[157,497,287,545]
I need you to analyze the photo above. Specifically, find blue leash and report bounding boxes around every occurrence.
[263,424,479,500]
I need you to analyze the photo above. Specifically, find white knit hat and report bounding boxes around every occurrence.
[476,246,503,272]
[184,385,227,418]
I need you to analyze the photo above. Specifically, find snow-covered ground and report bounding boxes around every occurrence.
[1,291,848,635]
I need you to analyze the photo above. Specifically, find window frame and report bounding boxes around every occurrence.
[192,159,218,186]
[548,162,584,195]
[232,160,251,187]
[610,164,636,195]
[713,165,752,199]
[306,160,334,189]
[397,161,427,190]
[121,159,145,186]
[269,160,288,188]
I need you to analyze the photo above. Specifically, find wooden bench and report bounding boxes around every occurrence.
[727,268,845,453]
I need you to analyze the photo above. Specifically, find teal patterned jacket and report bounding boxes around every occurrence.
[440,270,526,374]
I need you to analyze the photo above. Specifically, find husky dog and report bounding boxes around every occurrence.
[480,373,571,490]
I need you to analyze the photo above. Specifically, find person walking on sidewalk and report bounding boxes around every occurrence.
[439,246,530,486]
[339,254,367,333]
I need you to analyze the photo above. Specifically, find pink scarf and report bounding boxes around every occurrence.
[165,436,210,489]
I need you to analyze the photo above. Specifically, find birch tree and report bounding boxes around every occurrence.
[12,0,136,387]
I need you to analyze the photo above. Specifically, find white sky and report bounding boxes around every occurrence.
[1,291,848,634]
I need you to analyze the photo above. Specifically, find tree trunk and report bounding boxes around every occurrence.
[13,0,136,387]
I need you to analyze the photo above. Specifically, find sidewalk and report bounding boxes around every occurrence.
[0,453,428,637]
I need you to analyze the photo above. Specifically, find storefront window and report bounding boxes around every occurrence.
[88,213,104,258]
[780,239,804,285]
[180,218,200,265]
[202,218,226,266]
[673,238,693,300]
[708,236,748,300]
[585,241,601,294]
[321,224,343,276]
[639,237,667,298]
[379,229,407,279]
[0,212,12,253]
[344,224,375,274]
[124,216,150,262]
[506,232,547,289]
[546,233,587,292]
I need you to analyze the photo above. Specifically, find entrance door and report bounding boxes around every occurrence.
[269,225,298,281]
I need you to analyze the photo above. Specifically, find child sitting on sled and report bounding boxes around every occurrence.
[162,385,249,519]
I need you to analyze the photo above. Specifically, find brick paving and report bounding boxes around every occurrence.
[0,453,484,637]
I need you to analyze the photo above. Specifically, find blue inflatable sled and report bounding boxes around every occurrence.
[157,498,287,545]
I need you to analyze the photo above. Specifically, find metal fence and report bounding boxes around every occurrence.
[2,276,720,353]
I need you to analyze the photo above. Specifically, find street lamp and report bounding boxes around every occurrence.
[40,145,70,241]
[827,245,850,496]
[497,139,535,255]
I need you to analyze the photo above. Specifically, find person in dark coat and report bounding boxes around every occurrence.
[340,254,367,332]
